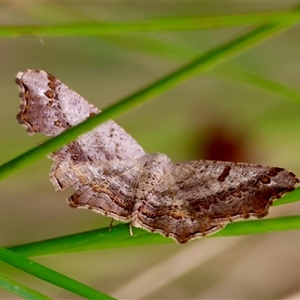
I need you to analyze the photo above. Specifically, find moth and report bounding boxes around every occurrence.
[16,69,299,243]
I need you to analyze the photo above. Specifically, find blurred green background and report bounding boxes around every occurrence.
[1,2,300,299]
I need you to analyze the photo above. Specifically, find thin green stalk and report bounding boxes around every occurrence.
[1,15,300,181]
[0,9,299,37]
[7,215,300,257]
[0,247,115,299]
[8,224,139,257]
[273,187,300,206]
[0,273,51,299]
[213,215,300,237]
[215,66,300,104]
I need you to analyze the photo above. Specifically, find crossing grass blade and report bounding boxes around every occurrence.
[7,214,300,256]
[0,8,299,37]
[0,273,51,300]
[0,247,116,299]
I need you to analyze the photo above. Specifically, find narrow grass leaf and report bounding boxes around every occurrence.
[7,214,300,256]
[0,273,50,299]
[273,187,300,206]
[215,66,300,104]
[213,215,300,237]
[0,8,299,37]
[0,247,115,299]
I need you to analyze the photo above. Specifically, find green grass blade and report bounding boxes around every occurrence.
[0,247,115,299]
[0,273,51,299]
[273,187,300,206]
[8,224,138,257]
[8,214,300,257]
[215,66,300,104]
[0,9,299,37]
[117,215,300,241]
[212,215,300,237]
[1,15,300,182]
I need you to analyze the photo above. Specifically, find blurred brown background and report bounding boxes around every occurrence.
[1,2,300,299]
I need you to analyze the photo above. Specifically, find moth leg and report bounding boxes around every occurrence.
[109,218,114,231]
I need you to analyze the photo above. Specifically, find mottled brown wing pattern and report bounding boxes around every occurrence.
[16,69,145,189]
[68,159,146,221]
[16,69,299,243]
[131,157,298,243]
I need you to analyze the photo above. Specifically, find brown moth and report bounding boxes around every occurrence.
[16,69,299,243]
